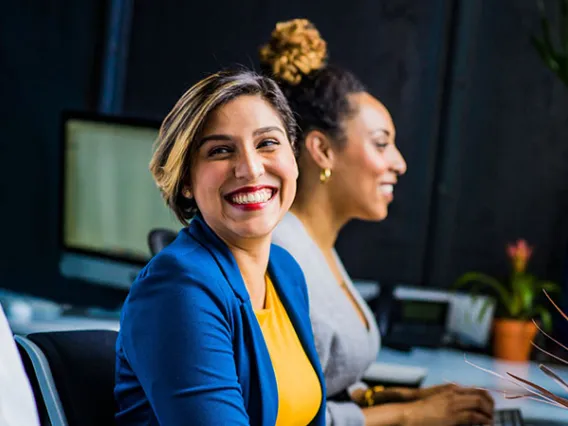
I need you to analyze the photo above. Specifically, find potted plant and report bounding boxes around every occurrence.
[454,239,561,361]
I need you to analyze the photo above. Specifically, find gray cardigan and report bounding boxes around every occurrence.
[273,213,381,426]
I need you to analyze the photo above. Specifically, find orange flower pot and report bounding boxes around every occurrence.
[493,319,538,362]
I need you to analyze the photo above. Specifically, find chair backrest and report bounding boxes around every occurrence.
[148,228,177,256]
[17,330,118,426]
[0,305,41,426]
[16,342,50,425]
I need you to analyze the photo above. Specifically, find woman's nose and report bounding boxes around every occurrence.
[235,150,264,180]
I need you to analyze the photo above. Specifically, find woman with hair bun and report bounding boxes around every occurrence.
[266,19,495,426]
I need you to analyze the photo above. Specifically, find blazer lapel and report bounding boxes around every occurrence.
[187,214,278,425]
[187,214,250,303]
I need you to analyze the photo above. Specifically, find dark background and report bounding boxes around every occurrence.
[1,0,567,309]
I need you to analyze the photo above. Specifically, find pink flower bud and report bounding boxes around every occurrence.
[506,239,533,273]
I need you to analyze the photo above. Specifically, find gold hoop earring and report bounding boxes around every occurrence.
[319,168,331,184]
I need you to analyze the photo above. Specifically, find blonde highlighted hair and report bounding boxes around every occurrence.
[150,69,297,225]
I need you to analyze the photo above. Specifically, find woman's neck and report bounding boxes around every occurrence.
[224,236,272,308]
[291,181,349,251]
[227,236,271,273]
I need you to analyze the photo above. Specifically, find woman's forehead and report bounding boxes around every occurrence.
[347,92,395,137]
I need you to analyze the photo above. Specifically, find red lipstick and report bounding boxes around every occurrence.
[224,185,277,211]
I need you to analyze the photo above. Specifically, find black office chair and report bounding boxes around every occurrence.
[16,330,118,426]
[148,228,177,256]
[16,341,51,425]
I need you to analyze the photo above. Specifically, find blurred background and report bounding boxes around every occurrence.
[1,0,568,325]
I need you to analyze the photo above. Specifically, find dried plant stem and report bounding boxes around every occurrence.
[460,290,568,411]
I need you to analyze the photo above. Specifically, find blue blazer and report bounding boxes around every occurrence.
[115,214,326,425]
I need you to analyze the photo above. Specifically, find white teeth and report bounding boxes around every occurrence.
[230,189,273,204]
[380,184,393,194]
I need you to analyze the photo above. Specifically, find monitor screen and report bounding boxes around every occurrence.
[59,113,181,289]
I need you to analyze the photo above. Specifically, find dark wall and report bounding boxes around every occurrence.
[333,0,453,285]
[425,0,568,287]
[0,1,125,307]
[1,0,567,306]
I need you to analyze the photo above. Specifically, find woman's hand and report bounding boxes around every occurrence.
[359,383,470,404]
[386,383,492,403]
[401,386,494,426]
[352,386,417,406]
[416,383,465,399]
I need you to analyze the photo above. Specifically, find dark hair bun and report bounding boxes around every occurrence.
[259,19,327,85]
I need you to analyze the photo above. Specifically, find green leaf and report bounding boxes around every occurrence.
[531,0,568,84]
[547,55,560,72]
[477,299,495,323]
[530,306,553,332]
[536,280,562,293]
[541,309,553,332]
[512,274,536,315]
[532,36,560,72]
[510,292,523,317]
[453,272,512,312]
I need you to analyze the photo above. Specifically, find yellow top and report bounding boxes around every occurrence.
[255,275,322,426]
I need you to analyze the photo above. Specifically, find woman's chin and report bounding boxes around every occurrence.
[231,216,280,240]
[359,205,389,223]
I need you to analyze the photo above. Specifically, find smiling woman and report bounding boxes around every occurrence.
[114,70,326,426]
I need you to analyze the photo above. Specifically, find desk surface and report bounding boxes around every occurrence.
[379,347,568,424]
[9,314,568,423]
[8,315,120,335]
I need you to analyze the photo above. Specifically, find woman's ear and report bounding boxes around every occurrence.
[303,130,335,169]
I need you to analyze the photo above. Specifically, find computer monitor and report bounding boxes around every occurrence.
[59,112,181,290]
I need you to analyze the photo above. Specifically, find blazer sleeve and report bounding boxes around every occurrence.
[120,260,249,426]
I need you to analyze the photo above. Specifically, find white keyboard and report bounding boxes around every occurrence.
[363,362,428,386]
